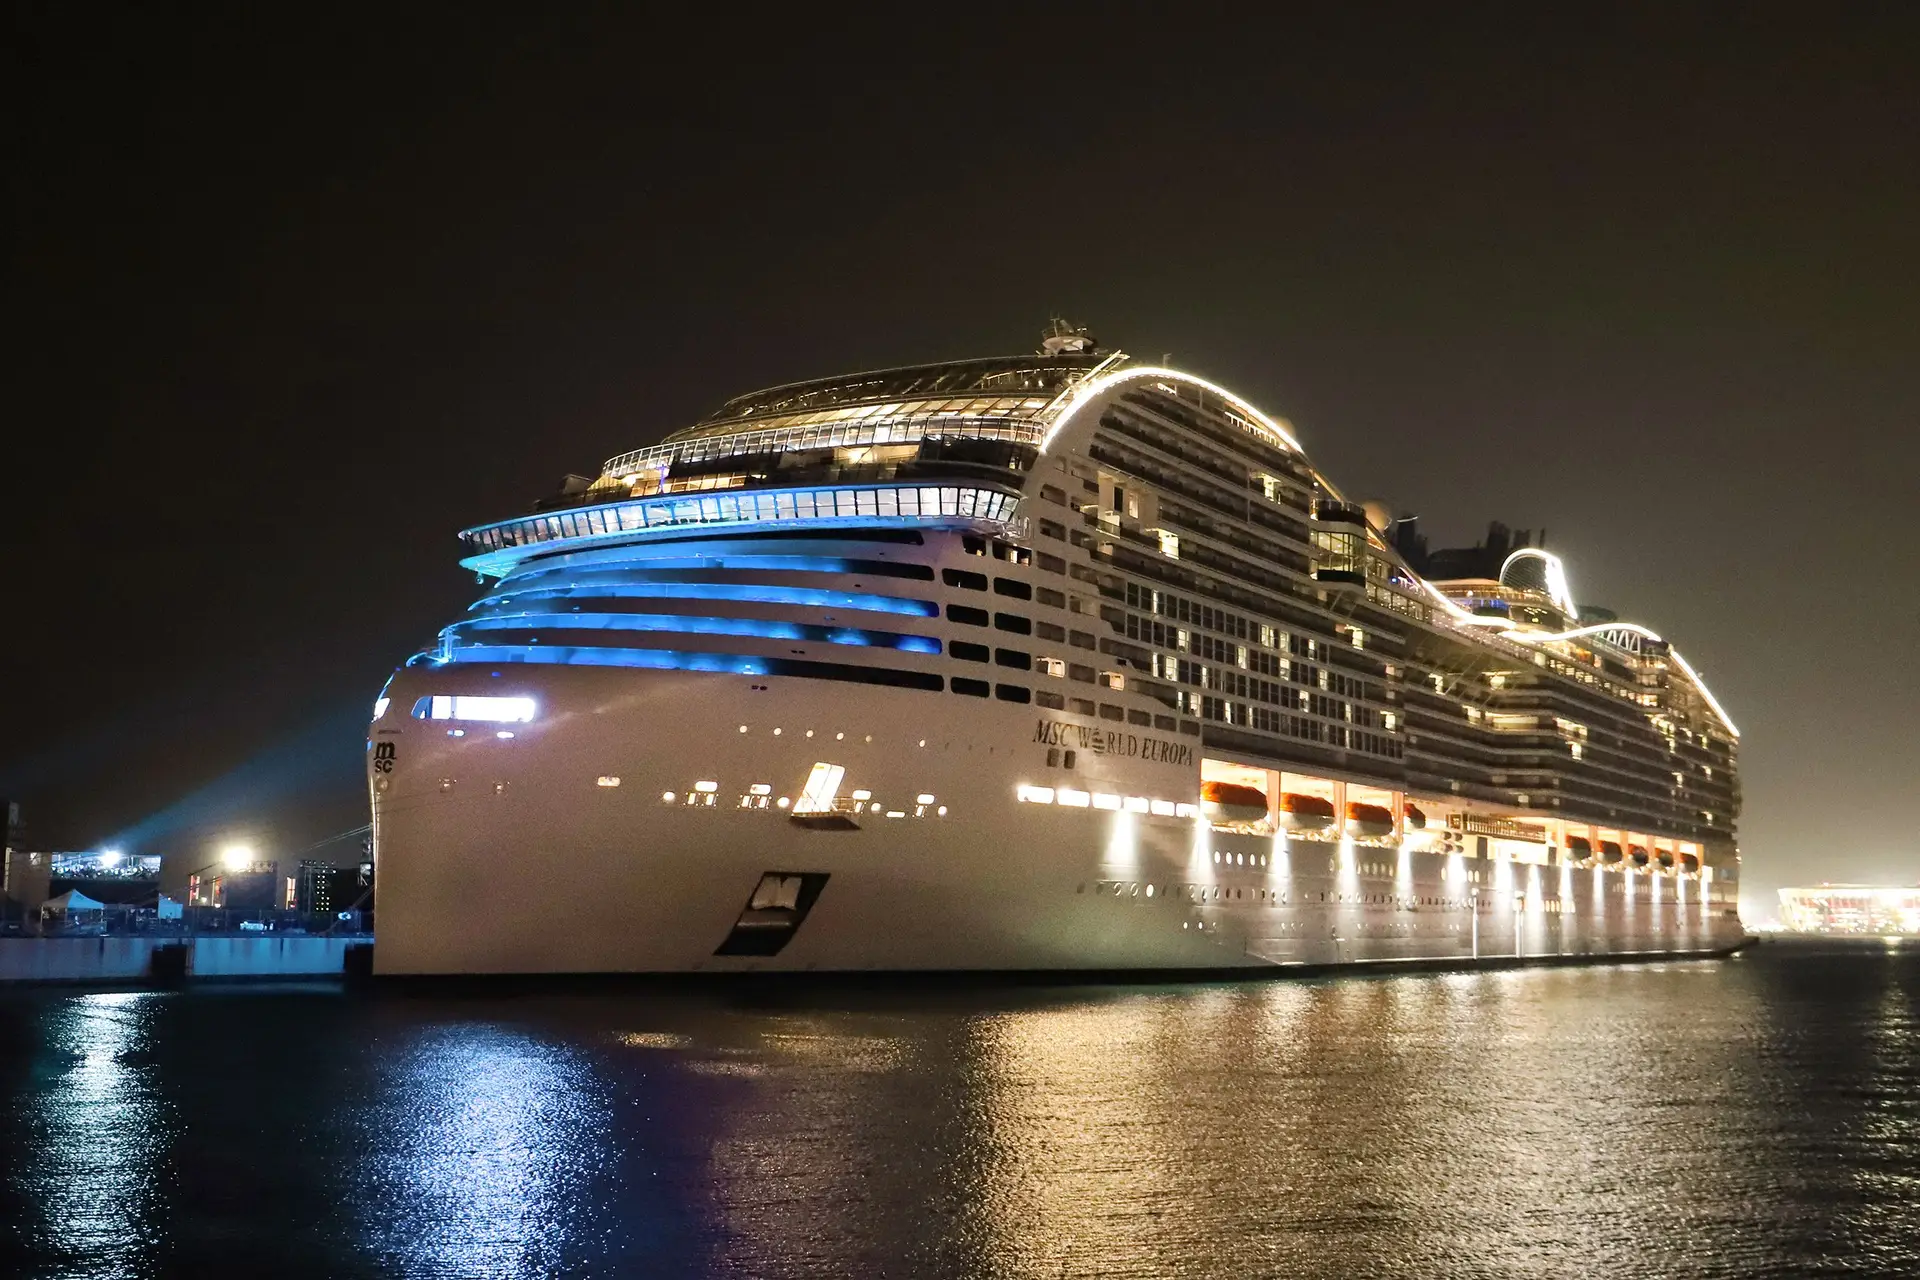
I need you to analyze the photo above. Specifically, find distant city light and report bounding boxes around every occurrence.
[1778,885,1920,935]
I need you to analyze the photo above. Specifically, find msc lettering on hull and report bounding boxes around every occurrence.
[1033,719,1194,766]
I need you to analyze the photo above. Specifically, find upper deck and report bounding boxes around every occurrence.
[445,344,1737,768]
[602,355,1100,479]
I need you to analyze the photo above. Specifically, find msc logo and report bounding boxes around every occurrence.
[372,742,397,774]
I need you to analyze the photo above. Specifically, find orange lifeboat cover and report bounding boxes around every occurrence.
[1280,793,1336,818]
[1201,780,1268,810]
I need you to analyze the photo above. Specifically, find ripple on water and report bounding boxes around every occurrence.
[1,943,1916,1279]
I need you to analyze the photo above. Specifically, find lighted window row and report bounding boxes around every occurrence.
[463,485,1022,555]
[656,771,947,818]
[411,695,537,723]
[1015,785,1195,818]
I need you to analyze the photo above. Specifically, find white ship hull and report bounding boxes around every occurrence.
[370,666,1745,976]
[372,345,1749,976]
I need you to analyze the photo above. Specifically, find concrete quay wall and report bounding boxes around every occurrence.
[0,936,365,984]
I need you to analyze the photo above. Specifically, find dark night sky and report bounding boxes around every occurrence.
[8,5,1917,910]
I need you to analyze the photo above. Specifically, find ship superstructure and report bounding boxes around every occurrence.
[369,332,1746,974]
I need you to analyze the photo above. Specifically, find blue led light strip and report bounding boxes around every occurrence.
[473,581,940,617]
[438,644,946,691]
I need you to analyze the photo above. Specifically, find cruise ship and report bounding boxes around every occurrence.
[368,327,1747,975]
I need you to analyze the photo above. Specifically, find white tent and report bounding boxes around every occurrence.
[42,889,108,914]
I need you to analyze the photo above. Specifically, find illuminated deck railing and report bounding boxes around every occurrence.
[600,411,1048,479]
[458,481,1023,576]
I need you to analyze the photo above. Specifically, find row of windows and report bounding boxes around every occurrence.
[960,534,1032,565]
[1036,622,1098,648]
[1033,690,1188,731]
[1122,581,1259,642]
[941,567,1032,600]
[950,642,1032,670]
[947,604,1031,634]
[437,642,950,691]
[465,485,1021,555]
[1118,580,1342,668]
[1049,475,1717,785]
[1155,660,1380,733]
[952,679,1030,703]
[1179,695,1403,758]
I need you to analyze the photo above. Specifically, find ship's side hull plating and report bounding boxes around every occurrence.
[370,667,1744,976]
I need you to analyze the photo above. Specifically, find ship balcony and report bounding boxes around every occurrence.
[1313,567,1367,591]
[1311,499,1369,527]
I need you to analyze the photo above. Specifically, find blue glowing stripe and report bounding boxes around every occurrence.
[451,645,770,674]
[452,613,941,653]
[445,645,945,691]
[474,581,939,617]
[494,565,933,597]
[504,554,934,579]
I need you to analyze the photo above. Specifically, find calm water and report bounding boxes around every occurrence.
[2,942,1916,1279]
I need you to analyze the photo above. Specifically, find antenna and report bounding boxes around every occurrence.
[1040,317,1099,356]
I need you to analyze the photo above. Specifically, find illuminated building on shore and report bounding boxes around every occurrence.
[1778,886,1920,935]
[368,324,1747,975]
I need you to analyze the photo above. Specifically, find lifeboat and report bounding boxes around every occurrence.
[1403,804,1427,831]
[1629,845,1650,867]
[1655,849,1675,869]
[1680,853,1700,873]
[1279,793,1337,831]
[1201,780,1269,824]
[1600,841,1624,864]
[1346,802,1395,839]
[1565,836,1593,863]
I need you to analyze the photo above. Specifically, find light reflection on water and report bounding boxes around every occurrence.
[1,944,1918,1278]
[8,992,171,1277]
[351,1024,613,1278]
